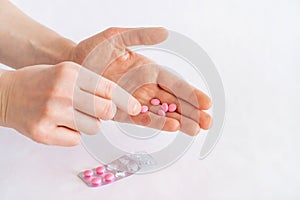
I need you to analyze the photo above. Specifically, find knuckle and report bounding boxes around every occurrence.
[101,102,114,120]
[102,79,115,98]
[55,61,80,77]
[50,64,78,97]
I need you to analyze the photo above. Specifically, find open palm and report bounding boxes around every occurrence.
[72,27,211,135]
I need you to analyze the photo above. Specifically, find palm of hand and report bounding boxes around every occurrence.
[73,28,211,135]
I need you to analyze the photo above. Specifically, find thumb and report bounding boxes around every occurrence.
[75,27,168,64]
[109,27,169,47]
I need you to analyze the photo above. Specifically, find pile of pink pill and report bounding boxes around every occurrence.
[140,98,177,116]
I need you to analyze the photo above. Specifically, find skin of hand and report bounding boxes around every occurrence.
[0,62,141,146]
[0,0,75,68]
[68,27,212,136]
[0,1,211,136]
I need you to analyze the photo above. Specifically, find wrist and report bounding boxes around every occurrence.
[32,35,76,65]
[0,0,77,68]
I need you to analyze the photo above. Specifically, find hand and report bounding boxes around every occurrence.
[0,62,141,146]
[70,27,212,136]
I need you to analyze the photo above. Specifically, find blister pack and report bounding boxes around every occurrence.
[78,152,156,188]
[127,151,157,168]
[78,155,140,187]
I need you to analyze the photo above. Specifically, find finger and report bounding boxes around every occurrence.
[110,27,169,47]
[165,112,201,136]
[154,89,200,121]
[47,127,80,146]
[57,108,102,135]
[87,27,168,49]
[113,64,160,95]
[133,84,208,128]
[73,88,116,120]
[113,109,180,132]
[76,67,141,115]
[149,102,211,131]
[78,27,168,54]
[81,28,167,74]
[157,68,211,110]
[159,94,211,129]
[198,110,212,130]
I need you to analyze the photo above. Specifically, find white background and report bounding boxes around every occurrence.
[1,0,300,199]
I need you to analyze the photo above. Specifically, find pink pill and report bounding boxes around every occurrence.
[96,166,105,175]
[104,173,115,182]
[83,169,93,177]
[91,177,102,186]
[158,109,166,116]
[150,98,161,106]
[161,103,169,112]
[141,105,149,113]
[168,103,177,112]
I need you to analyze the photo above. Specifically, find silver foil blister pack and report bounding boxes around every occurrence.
[78,152,156,187]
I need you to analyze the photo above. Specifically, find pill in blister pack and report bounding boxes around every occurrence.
[78,155,140,187]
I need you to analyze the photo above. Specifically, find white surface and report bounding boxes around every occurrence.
[1,0,300,199]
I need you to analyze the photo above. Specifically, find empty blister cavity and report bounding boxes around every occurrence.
[128,151,157,168]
